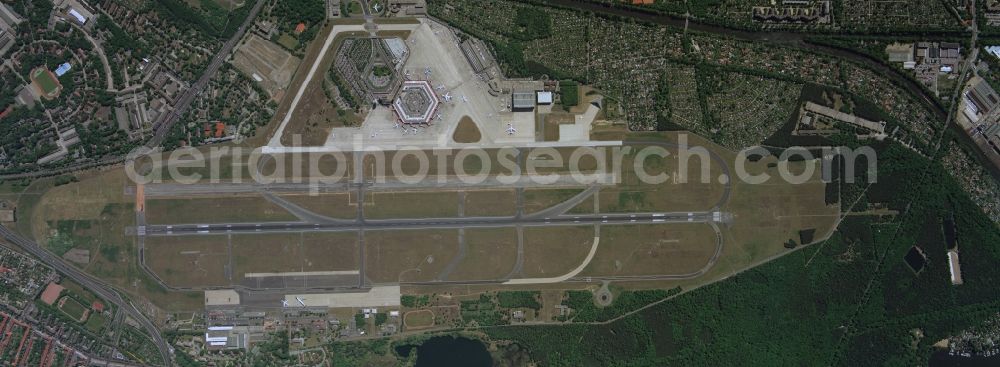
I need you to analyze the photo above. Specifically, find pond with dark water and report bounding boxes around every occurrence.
[396,336,493,367]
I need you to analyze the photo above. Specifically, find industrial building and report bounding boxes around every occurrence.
[459,38,493,74]
[512,91,536,112]
[536,91,553,105]
[0,29,14,58]
[283,286,402,308]
[947,250,963,285]
[204,326,252,350]
[962,78,999,123]
[0,3,22,32]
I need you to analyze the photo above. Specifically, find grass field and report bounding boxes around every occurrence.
[233,233,316,280]
[84,313,106,333]
[523,189,582,214]
[365,192,459,219]
[447,228,518,280]
[147,232,360,287]
[280,193,358,219]
[31,67,61,98]
[403,309,435,329]
[233,232,359,278]
[145,236,230,287]
[58,296,89,322]
[145,196,297,224]
[364,230,458,282]
[23,168,205,311]
[452,116,482,143]
[521,226,595,278]
[462,190,516,217]
[581,223,718,277]
[597,139,728,213]
[277,33,298,50]
[301,233,359,271]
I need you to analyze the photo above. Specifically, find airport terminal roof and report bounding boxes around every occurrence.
[284,286,401,308]
[393,80,438,124]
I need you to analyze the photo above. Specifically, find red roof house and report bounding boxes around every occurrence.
[214,122,226,138]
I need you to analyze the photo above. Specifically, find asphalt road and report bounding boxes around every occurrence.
[0,225,173,366]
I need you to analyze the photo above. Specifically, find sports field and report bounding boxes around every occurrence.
[31,67,62,99]
[58,296,90,322]
[404,309,435,329]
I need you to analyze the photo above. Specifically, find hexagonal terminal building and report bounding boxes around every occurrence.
[392,80,439,125]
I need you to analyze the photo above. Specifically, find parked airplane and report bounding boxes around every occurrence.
[296,297,306,307]
[461,95,468,103]
[373,3,381,13]
[281,299,289,307]
[443,93,452,102]
[506,123,517,135]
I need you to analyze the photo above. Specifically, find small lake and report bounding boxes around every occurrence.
[396,336,493,367]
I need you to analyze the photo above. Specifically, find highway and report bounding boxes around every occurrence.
[0,225,173,366]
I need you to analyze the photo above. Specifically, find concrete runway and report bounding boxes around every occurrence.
[133,139,735,292]
[142,211,720,236]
